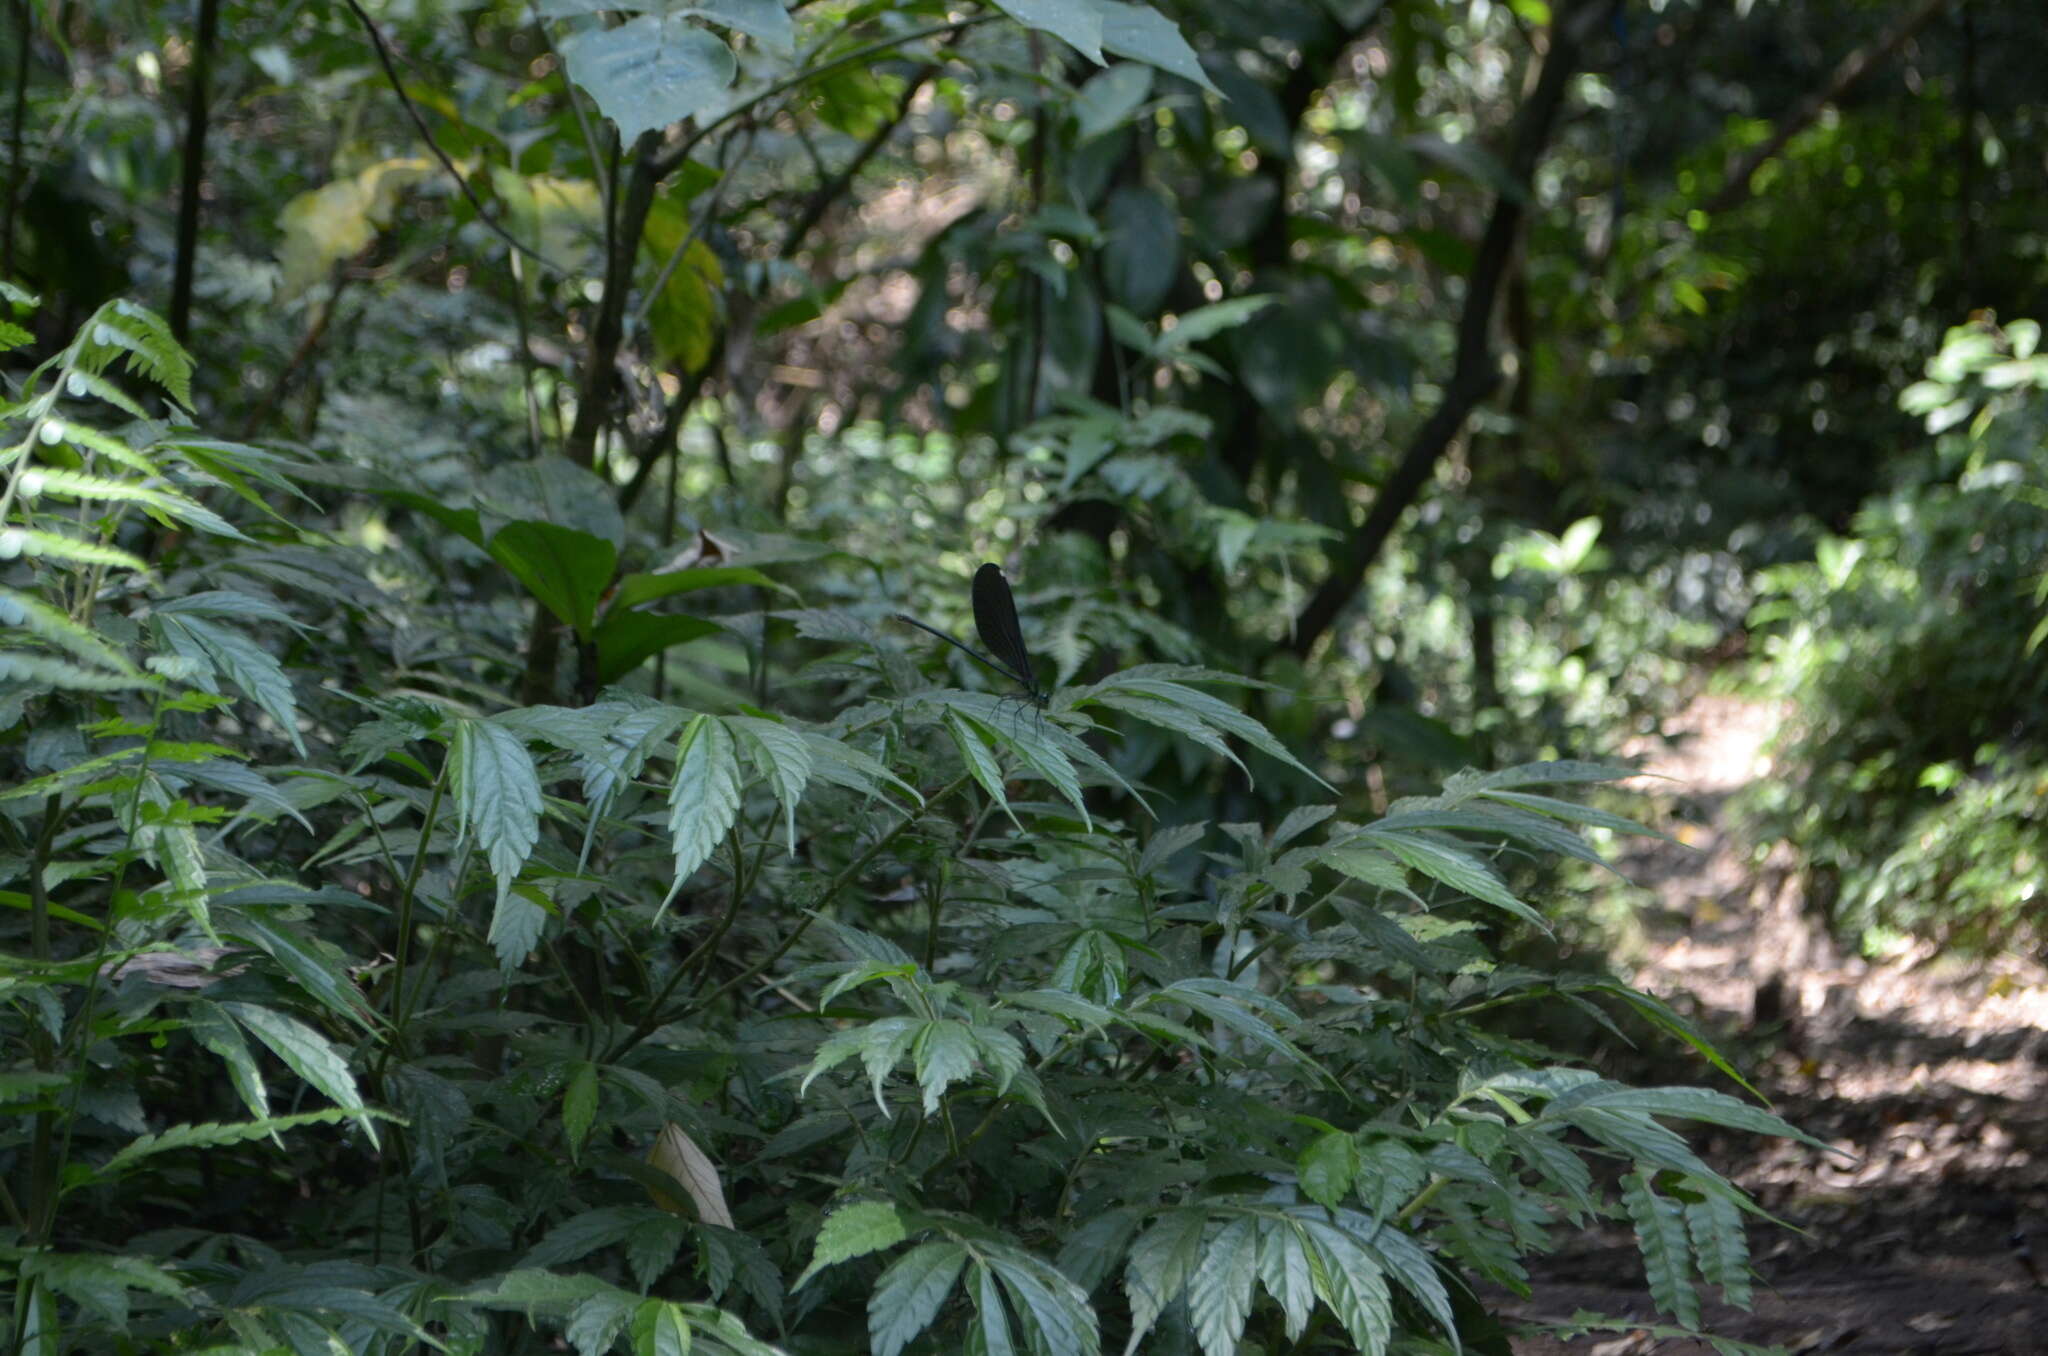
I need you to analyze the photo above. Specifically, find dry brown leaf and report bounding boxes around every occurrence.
[646,1120,735,1228]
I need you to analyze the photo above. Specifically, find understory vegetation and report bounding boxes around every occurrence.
[4,1,2042,1353]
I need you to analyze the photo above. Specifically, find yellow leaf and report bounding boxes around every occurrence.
[275,158,431,297]
[641,195,725,371]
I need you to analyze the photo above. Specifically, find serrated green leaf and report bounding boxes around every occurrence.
[1123,1209,1205,1348]
[868,1241,967,1356]
[1367,828,1546,929]
[154,612,304,754]
[1685,1187,1751,1307]
[1623,1171,1700,1328]
[1256,1219,1316,1341]
[913,1019,978,1115]
[660,714,742,920]
[1189,1216,1257,1356]
[728,714,812,853]
[987,1246,1100,1356]
[94,1107,389,1180]
[944,709,1016,826]
[220,1002,375,1147]
[797,1201,907,1287]
[10,525,149,572]
[1298,1129,1357,1209]
[1300,1219,1392,1356]
[563,1061,600,1161]
[454,717,543,919]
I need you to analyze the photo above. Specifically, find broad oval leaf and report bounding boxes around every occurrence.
[560,15,738,143]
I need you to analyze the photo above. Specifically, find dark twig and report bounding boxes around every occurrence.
[778,62,935,259]
[2,0,30,278]
[1287,0,1612,659]
[1702,0,1950,216]
[168,0,219,343]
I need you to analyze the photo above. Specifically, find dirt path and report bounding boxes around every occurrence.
[1503,695,2048,1354]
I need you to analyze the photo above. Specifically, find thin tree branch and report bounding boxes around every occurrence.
[778,62,934,259]
[1287,0,1614,661]
[340,0,565,274]
[168,0,219,343]
[1702,0,1951,216]
[2,0,30,278]
[650,17,986,181]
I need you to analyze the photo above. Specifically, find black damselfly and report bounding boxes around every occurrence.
[894,562,1048,709]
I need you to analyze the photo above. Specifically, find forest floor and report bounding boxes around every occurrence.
[1502,695,2048,1355]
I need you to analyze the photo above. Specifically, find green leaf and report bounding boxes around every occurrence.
[612,564,784,611]
[563,1060,600,1161]
[803,729,923,806]
[1623,1171,1701,1328]
[975,1263,1018,1356]
[797,1200,907,1287]
[912,1019,978,1114]
[489,887,550,972]
[187,1002,270,1122]
[20,1252,190,1330]
[1685,1187,1752,1308]
[8,525,148,573]
[630,1299,695,1356]
[1156,295,1278,351]
[454,717,544,919]
[660,714,742,919]
[1298,1130,1357,1209]
[488,520,618,638]
[1299,1220,1393,1356]
[93,1107,389,1181]
[455,1267,624,1311]
[154,611,304,754]
[689,0,794,55]
[78,299,195,407]
[994,0,1104,62]
[801,1014,922,1114]
[1255,1220,1315,1342]
[1073,62,1151,139]
[1094,0,1218,93]
[0,584,138,675]
[220,1002,377,1147]
[868,1241,967,1356]
[728,714,813,853]
[560,15,738,143]
[1145,977,1325,1080]
[1366,828,1546,929]
[1189,1216,1257,1356]
[1124,1208,1205,1345]
[1559,1084,1814,1147]
[944,709,1016,826]
[568,1292,638,1356]
[986,1247,1100,1356]
[594,610,722,684]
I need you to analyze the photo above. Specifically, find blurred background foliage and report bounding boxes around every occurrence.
[6,0,2044,1020]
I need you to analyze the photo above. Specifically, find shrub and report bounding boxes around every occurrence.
[0,300,1804,1355]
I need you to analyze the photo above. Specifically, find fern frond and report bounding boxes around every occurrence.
[69,299,194,409]
[0,585,139,675]
[1622,1170,1700,1329]
[0,651,160,692]
[1684,1185,1752,1309]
